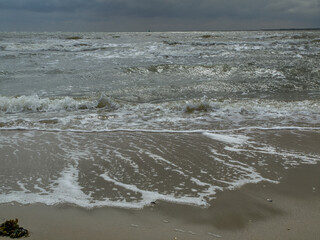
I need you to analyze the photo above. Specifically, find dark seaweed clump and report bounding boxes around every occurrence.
[201,35,212,39]
[163,41,182,46]
[184,103,211,113]
[0,219,29,238]
[65,36,82,40]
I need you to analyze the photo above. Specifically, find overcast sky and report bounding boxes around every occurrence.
[0,0,319,32]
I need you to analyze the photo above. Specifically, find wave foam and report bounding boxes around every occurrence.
[0,95,118,113]
[1,128,318,209]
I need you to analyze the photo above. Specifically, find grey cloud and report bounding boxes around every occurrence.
[0,0,319,31]
[92,0,320,22]
[0,0,89,12]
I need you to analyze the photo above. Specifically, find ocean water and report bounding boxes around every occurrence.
[0,31,319,208]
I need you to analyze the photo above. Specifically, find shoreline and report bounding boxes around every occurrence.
[1,163,319,240]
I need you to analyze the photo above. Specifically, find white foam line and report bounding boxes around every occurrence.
[0,163,94,208]
[210,148,231,158]
[190,177,210,187]
[210,152,278,186]
[203,132,249,145]
[210,176,234,185]
[16,181,29,192]
[211,155,254,175]
[247,146,319,164]
[236,126,320,131]
[224,143,320,167]
[1,126,319,134]
[208,232,222,238]
[0,127,207,134]
[33,184,47,193]
[189,177,223,199]
[144,151,178,167]
[100,173,208,207]
[224,146,245,152]
[114,150,139,171]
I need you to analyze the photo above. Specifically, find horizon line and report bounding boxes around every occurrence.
[0,27,320,33]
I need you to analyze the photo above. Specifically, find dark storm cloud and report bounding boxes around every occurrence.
[0,0,319,31]
[1,0,316,18]
[119,0,319,20]
[0,0,90,13]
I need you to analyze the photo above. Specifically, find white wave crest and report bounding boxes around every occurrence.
[0,95,117,113]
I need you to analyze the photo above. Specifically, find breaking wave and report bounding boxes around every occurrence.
[0,95,118,113]
[1,94,319,132]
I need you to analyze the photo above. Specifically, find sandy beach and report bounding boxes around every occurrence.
[1,162,319,240]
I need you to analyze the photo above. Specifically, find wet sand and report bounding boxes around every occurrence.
[1,163,319,240]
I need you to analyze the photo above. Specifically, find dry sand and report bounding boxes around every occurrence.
[1,163,319,240]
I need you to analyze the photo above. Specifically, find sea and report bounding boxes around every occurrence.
[0,31,319,209]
